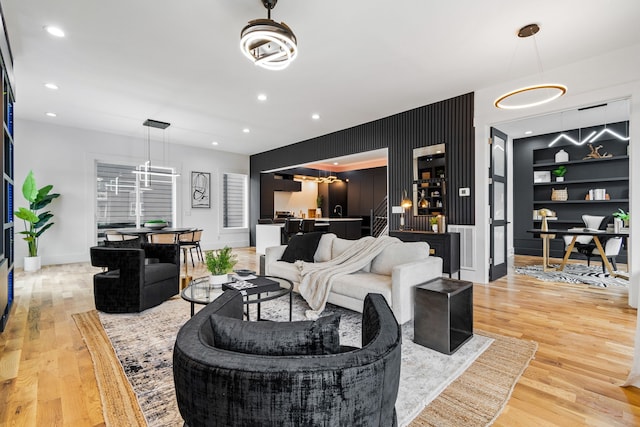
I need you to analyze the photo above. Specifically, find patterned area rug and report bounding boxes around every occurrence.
[515,264,629,288]
[74,295,537,427]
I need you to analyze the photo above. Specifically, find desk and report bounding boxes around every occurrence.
[528,229,628,280]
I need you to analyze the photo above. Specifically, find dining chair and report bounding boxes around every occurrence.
[148,232,178,244]
[105,230,139,241]
[178,230,201,267]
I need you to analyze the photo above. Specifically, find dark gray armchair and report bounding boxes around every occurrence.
[89,243,179,313]
[173,291,402,427]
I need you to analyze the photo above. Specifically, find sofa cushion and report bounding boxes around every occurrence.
[370,241,429,275]
[314,233,336,262]
[332,237,355,258]
[144,263,176,285]
[209,313,341,356]
[280,232,324,263]
[267,261,300,286]
[332,272,392,303]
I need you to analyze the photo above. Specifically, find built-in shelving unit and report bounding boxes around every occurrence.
[514,121,629,259]
[414,152,446,217]
[0,5,14,333]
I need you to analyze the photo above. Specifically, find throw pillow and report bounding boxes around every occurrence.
[314,233,336,262]
[210,313,341,356]
[280,232,324,263]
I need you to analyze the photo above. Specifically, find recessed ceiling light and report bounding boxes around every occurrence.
[333,162,339,165]
[44,26,65,38]
[243,128,250,133]
[45,112,57,117]
[525,130,533,135]
[44,83,59,90]
[311,113,320,120]
[257,94,267,101]
[211,141,219,146]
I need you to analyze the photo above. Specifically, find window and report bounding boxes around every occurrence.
[222,173,247,228]
[96,162,176,241]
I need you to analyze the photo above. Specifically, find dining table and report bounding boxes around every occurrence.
[527,228,629,280]
[114,227,193,240]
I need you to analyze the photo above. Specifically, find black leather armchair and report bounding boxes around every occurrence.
[173,291,402,427]
[90,243,179,313]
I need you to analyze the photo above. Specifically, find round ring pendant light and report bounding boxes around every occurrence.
[494,24,567,110]
[240,0,298,71]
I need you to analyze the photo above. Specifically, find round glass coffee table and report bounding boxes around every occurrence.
[181,275,293,320]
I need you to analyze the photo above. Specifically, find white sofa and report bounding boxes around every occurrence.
[264,233,443,324]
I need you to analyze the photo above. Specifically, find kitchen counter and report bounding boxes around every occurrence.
[256,217,364,254]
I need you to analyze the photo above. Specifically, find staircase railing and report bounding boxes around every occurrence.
[370,195,388,237]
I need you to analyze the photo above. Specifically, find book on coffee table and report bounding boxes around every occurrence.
[223,277,280,294]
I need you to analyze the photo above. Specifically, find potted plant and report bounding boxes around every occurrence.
[429,216,438,232]
[205,246,238,287]
[552,165,567,182]
[14,171,60,272]
[613,208,630,228]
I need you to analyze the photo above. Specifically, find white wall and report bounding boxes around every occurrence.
[472,43,640,307]
[14,119,250,268]
[273,180,318,217]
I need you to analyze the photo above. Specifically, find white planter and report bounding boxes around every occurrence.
[556,176,564,182]
[431,224,438,232]
[24,256,42,272]
[316,208,322,218]
[209,274,229,289]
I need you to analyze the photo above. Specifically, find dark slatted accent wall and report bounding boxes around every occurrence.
[249,93,475,244]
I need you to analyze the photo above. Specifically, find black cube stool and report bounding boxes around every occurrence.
[414,277,473,354]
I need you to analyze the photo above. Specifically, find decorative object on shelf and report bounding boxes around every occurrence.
[144,219,168,230]
[613,208,630,228]
[418,190,428,208]
[552,165,567,182]
[494,24,567,110]
[436,215,446,234]
[191,171,210,208]
[15,170,61,272]
[533,171,551,183]
[555,149,569,163]
[429,216,438,232]
[240,0,298,71]
[583,143,612,160]
[400,190,413,230]
[206,246,238,288]
[551,188,568,201]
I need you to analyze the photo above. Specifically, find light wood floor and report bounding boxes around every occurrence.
[0,250,638,426]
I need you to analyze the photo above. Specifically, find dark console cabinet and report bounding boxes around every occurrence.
[389,231,460,278]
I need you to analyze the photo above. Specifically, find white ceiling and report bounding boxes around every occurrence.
[3,0,640,156]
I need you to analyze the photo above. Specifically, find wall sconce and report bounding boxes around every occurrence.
[400,189,413,231]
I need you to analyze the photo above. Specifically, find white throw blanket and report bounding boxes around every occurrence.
[296,235,399,318]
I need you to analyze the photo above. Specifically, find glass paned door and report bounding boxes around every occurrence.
[489,128,508,281]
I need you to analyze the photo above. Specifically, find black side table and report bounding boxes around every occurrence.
[414,277,473,354]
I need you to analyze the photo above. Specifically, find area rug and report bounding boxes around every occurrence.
[515,263,629,288]
[74,296,537,427]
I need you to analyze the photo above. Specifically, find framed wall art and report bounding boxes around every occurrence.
[191,171,210,208]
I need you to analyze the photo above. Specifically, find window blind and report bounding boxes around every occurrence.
[223,173,246,228]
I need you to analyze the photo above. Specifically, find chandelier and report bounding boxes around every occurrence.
[240,0,298,71]
[132,119,180,184]
[494,24,567,110]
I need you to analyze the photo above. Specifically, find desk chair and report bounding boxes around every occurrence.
[562,215,622,272]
